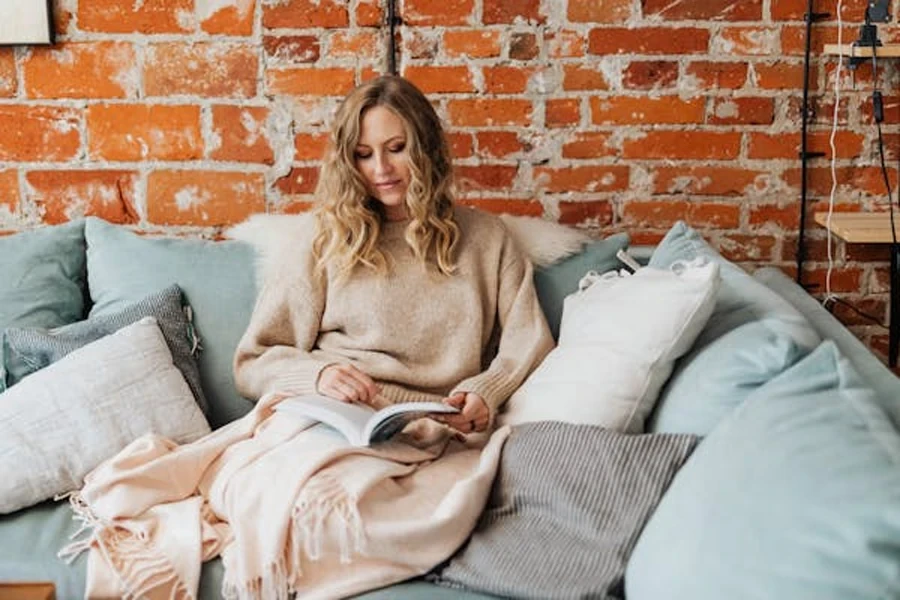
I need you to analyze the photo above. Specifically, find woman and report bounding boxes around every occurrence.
[234,75,553,435]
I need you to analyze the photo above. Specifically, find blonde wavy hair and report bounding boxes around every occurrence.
[311,76,460,279]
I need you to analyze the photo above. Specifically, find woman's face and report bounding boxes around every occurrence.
[354,105,411,221]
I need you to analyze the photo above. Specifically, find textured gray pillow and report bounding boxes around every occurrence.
[429,421,698,600]
[1,284,208,415]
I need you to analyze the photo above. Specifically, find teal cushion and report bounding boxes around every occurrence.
[627,341,900,600]
[534,233,628,340]
[0,221,87,391]
[648,221,820,435]
[84,218,257,428]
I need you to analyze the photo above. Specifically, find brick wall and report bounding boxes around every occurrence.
[0,0,897,366]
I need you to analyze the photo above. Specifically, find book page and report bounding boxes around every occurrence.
[275,395,375,446]
[365,402,460,444]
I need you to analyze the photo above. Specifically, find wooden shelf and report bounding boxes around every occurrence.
[814,211,900,243]
[823,43,900,58]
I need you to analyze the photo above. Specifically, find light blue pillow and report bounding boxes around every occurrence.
[84,218,257,428]
[534,233,628,340]
[648,221,820,435]
[0,221,87,391]
[626,341,900,600]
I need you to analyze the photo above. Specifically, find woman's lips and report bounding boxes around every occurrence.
[376,180,400,189]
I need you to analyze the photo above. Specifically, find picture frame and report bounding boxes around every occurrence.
[0,2,54,46]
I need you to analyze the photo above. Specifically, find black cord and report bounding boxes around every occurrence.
[387,0,398,75]
[823,295,889,328]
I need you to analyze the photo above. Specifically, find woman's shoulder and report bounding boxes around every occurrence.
[453,206,509,239]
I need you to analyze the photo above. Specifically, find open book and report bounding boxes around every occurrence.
[274,394,460,447]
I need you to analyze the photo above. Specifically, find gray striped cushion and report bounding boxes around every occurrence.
[431,421,698,600]
[1,284,208,415]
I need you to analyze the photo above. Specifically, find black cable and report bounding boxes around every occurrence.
[823,295,889,328]
[387,0,398,75]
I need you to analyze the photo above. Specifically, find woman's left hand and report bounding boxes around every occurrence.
[436,392,489,433]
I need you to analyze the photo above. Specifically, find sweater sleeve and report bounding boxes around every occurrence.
[450,234,554,419]
[233,263,333,401]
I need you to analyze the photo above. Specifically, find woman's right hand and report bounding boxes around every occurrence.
[317,363,380,406]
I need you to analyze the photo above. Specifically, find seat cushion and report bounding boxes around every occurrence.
[627,341,900,600]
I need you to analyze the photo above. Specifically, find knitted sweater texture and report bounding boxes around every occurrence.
[233,207,554,417]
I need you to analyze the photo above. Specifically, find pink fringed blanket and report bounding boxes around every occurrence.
[61,394,509,600]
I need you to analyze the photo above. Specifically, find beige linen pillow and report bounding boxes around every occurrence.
[0,317,211,514]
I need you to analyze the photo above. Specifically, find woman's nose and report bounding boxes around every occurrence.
[374,153,393,175]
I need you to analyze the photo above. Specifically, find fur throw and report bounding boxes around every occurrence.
[225,212,590,285]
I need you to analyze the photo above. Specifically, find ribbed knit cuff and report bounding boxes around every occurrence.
[265,359,334,397]
[451,370,516,425]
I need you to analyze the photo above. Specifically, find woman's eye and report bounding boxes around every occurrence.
[388,144,405,154]
[354,151,371,160]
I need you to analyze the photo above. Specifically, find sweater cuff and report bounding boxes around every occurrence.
[264,359,334,397]
[451,371,516,424]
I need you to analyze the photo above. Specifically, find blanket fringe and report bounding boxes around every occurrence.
[222,556,291,600]
[57,491,101,564]
[290,471,366,570]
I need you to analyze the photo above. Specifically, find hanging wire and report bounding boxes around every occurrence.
[386,0,398,75]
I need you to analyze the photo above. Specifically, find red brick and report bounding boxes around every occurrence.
[546,99,581,128]
[483,66,533,94]
[458,197,543,216]
[622,131,741,160]
[748,131,864,160]
[621,200,740,228]
[87,104,202,161]
[622,61,678,90]
[328,31,380,58]
[263,0,349,28]
[753,63,806,90]
[78,0,193,33]
[267,67,355,97]
[534,166,629,193]
[402,0,474,26]
[590,97,705,125]
[443,30,501,58]
[211,105,274,164]
[568,0,632,22]
[200,0,254,35]
[448,99,532,127]
[558,201,613,226]
[588,27,709,55]
[718,233,778,262]
[23,42,137,99]
[449,133,474,159]
[0,50,16,97]
[264,36,321,64]
[456,165,518,191]
[652,166,767,196]
[644,0,761,20]
[801,266,864,293]
[276,167,320,195]
[294,133,329,161]
[403,30,439,60]
[26,170,139,225]
[716,26,778,56]
[145,43,257,98]
[476,132,526,158]
[748,204,801,229]
[784,166,898,197]
[546,30,584,58]
[562,64,609,91]
[708,97,775,125]
[147,170,266,225]
[509,33,539,60]
[0,170,19,215]
[0,106,81,162]
[356,0,383,26]
[830,297,887,327]
[685,61,748,89]
[483,0,544,24]
[403,65,475,93]
[562,132,615,159]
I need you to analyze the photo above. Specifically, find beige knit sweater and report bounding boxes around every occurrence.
[233,206,554,418]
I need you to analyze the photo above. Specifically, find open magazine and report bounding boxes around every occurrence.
[274,394,460,447]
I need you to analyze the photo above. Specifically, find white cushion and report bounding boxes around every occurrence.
[0,317,211,514]
[501,260,720,433]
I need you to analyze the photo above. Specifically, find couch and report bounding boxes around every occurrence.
[1,216,899,600]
